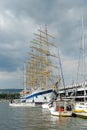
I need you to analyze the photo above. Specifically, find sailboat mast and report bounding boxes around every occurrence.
[82,16,86,102]
[39,29,43,88]
[77,17,86,102]
[58,49,66,97]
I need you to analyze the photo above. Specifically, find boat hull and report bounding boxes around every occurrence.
[22,89,53,104]
[72,112,87,119]
[51,111,72,117]
[73,102,87,112]
[9,102,35,107]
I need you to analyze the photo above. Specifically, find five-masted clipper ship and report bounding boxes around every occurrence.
[21,26,60,104]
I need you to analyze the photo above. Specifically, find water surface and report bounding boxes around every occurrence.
[0,102,87,130]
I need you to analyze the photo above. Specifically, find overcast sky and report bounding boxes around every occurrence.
[0,0,87,89]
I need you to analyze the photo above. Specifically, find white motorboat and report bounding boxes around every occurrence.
[49,99,73,117]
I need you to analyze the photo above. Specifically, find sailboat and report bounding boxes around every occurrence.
[21,26,60,105]
[9,63,36,107]
[48,98,73,117]
[73,17,87,113]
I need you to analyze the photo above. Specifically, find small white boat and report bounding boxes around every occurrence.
[42,103,49,109]
[9,101,35,107]
[49,99,73,117]
[42,101,53,109]
[73,102,87,112]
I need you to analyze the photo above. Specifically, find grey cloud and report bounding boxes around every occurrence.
[0,0,87,88]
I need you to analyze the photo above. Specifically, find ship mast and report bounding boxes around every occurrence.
[27,26,59,90]
[76,16,86,102]
[82,16,86,102]
[45,26,49,89]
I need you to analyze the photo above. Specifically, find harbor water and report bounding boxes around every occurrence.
[0,102,87,130]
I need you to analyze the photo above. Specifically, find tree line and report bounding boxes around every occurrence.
[0,93,20,99]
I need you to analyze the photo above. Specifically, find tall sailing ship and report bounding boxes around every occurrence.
[21,26,60,104]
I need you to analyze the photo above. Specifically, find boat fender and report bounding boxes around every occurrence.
[58,107,63,112]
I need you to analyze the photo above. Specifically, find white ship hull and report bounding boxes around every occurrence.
[21,88,53,104]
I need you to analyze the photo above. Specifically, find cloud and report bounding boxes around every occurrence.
[0,0,87,88]
[0,68,23,89]
[0,8,38,72]
[0,70,20,80]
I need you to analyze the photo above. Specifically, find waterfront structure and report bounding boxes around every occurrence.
[58,82,87,101]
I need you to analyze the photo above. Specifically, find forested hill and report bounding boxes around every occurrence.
[0,89,23,94]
